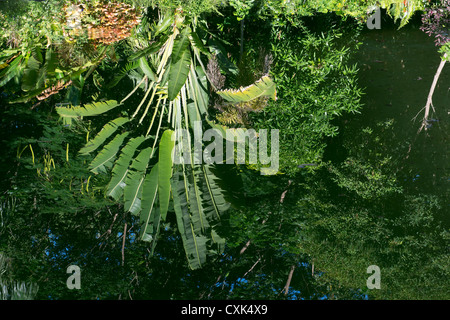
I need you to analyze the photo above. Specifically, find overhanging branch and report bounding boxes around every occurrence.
[417,53,447,133]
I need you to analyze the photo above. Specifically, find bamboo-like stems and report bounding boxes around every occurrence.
[138,83,159,123]
[130,32,174,120]
[149,102,166,158]
[145,96,164,137]
[122,75,148,105]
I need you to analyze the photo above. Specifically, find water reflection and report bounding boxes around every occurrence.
[335,25,449,224]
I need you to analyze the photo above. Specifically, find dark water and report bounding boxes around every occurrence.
[335,25,449,221]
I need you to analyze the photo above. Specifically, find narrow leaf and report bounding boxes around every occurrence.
[21,55,42,92]
[158,130,175,220]
[168,29,191,101]
[0,55,23,87]
[139,57,156,82]
[140,163,159,241]
[189,165,209,234]
[129,35,168,61]
[172,169,207,269]
[216,75,277,103]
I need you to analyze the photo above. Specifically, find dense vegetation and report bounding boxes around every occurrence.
[0,0,448,300]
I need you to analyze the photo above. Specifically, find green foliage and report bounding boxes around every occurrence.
[139,162,159,243]
[168,28,192,100]
[133,0,225,16]
[1,0,448,300]
[328,123,404,199]
[439,42,450,58]
[248,20,363,175]
[216,75,277,103]
[123,146,153,214]
[50,7,283,269]
[158,130,175,220]
[0,253,39,300]
[107,136,149,200]
[56,100,122,119]
[0,0,65,50]
[79,117,130,155]
[230,0,256,20]
[52,12,236,270]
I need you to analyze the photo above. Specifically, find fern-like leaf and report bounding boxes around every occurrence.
[89,132,129,174]
[105,60,140,88]
[107,136,147,200]
[124,147,154,215]
[79,117,129,155]
[216,75,277,103]
[56,100,121,118]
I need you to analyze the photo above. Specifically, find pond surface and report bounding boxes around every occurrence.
[335,24,449,223]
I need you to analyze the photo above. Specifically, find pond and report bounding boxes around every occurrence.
[331,22,449,225]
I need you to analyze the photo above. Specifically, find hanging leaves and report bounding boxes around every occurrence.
[107,136,148,201]
[51,11,276,270]
[168,28,192,101]
[79,117,130,155]
[158,130,175,221]
[89,132,130,174]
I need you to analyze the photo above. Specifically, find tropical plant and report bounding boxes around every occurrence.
[55,7,277,269]
[0,0,141,106]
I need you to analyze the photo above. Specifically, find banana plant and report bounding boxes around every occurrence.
[56,9,276,269]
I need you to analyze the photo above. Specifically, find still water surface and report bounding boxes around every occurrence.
[334,25,449,223]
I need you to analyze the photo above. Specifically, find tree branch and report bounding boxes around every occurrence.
[418,53,447,133]
[242,257,262,278]
[283,265,296,296]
